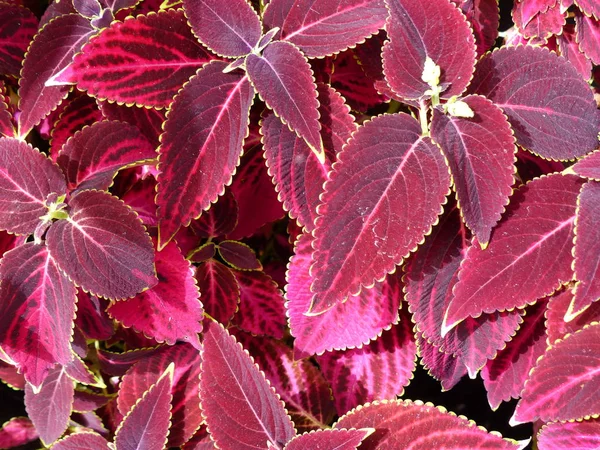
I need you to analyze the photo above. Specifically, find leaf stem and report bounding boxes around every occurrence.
[419,99,429,136]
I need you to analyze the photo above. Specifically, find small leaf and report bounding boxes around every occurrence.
[468,46,600,160]
[218,241,261,270]
[200,321,296,450]
[156,60,254,248]
[0,81,14,138]
[417,333,468,391]
[263,0,388,58]
[557,23,592,80]
[576,12,600,65]
[190,190,238,238]
[183,0,261,57]
[572,150,600,180]
[0,137,67,235]
[546,287,600,343]
[537,418,600,450]
[574,0,600,18]
[46,190,157,299]
[0,417,38,449]
[283,428,372,450]
[246,41,323,160]
[98,100,166,148]
[114,363,174,450]
[0,3,38,76]
[52,432,111,450]
[195,260,240,325]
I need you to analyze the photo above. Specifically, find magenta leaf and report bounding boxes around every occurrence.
[382,0,476,101]
[75,291,114,341]
[0,361,26,390]
[573,150,600,180]
[481,300,549,410]
[0,81,14,138]
[246,41,323,160]
[195,259,240,325]
[283,428,373,450]
[557,23,592,80]
[443,174,582,334]
[57,121,157,192]
[97,346,163,377]
[46,190,157,299]
[118,344,202,447]
[263,0,387,58]
[200,321,296,449]
[98,101,166,148]
[189,242,217,263]
[574,0,600,18]
[108,240,202,348]
[513,322,600,423]
[0,243,76,388]
[232,269,286,338]
[0,137,67,235]
[309,113,450,314]
[0,417,38,448]
[513,0,565,41]
[24,365,75,445]
[454,0,499,57]
[52,432,111,450]
[0,3,38,76]
[183,0,261,57]
[72,390,112,412]
[65,354,103,387]
[18,14,94,137]
[417,333,468,391]
[121,177,158,227]
[537,418,600,450]
[431,95,516,246]
[334,400,523,449]
[218,240,262,270]
[546,286,600,343]
[468,46,600,159]
[317,318,416,415]
[576,12,600,65]
[156,60,254,248]
[114,364,174,450]
[62,9,214,108]
[190,190,238,238]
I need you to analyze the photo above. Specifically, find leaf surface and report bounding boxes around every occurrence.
[557,23,592,80]
[573,150,600,180]
[52,432,111,450]
[0,417,38,448]
[218,241,261,270]
[575,0,600,18]
[537,418,600,450]
[283,428,372,450]
[75,291,114,340]
[0,81,13,138]
[576,12,600,65]
[546,287,600,343]
[195,260,239,325]
[190,190,238,238]
[416,333,468,391]
[98,101,166,148]
[0,3,38,76]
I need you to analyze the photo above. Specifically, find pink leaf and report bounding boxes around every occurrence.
[263,0,387,58]
[283,428,372,450]
[514,1,566,41]
[575,0,600,18]
[156,60,254,248]
[576,12,600,65]
[382,0,476,101]
[557,23,592,81]
[546,286,600,343]
[52,432,111,450]
[98,101,166,148]
[75,291,114,341]
[468,46,600,159]
[453,0,499,57]
[46,190,157,299]
[0,244,76,388]
[417,333,468,391]
[309,113,450,314]
[537,418,600,450]
[0,3,37,76]
[0,417,38,449]
[195,260,240,325]
[200,321,296,449]
[72,390,112,412]
[572,150,600,180]
[0,81,14,138]
[218,240,262,270]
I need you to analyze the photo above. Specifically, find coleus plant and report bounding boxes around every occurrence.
[0,0,599,448]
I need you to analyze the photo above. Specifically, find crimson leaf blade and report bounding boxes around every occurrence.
[283,428,372,450]
[52,432,111,450]
[0,3,38,76]
[195,260,240,325]
[537,418,600,450]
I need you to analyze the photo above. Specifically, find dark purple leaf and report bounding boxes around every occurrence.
[96,346,163,377]
[52,432,111,450]
[557,23,592,80]
[188,242,217,263]
[75,291,114,341]
[121,176,158,227]
[0,81,14,138]
[195,259,240,325]
[218,240,261,270]
[190,190,238,238]
[513,0,565,41]
[73,390,113,413]
[0,3,38,76]
[453,0,499,57]
[0,417,38,449]
[572,150,600,180]
[98,100,166,148]
[283,428,372,450]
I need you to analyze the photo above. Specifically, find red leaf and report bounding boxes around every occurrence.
[263,0,387,58]
[576,12,600,65]
[443,174,582,335]
[57,121,157,192]
[0,81,14,138]
[108,240,202,348]
[0,3,37,76]
[190,190,238,238]
[417,333,468,391]
[52,432,111,450]
[218,240,262,270]
[200,321,296,449]
[514,1,566,41]
[287,233,401,355]
[572,150,600,180]
[61,10,214,107]
[121,176,158,227]
[246,41,323,160]
[98,101,166,148]
[114,364,174,450]
[18,14,94,137]
[156,60,254,248]
[283,428,372,450]
[431,95,516,246]
[454,0,499,57]
[513,322,600,423]
[183,0,261,57]
[574,0,600,18]
[546,286,600,343]
[195,260,240,325]
[309,113,450,314]
[75,291,114,341]
[0,137,67,235]
[382,0,476,101]
[557,23,592,81]
[0,244,76,388]
[46,190,157,299]
[334,400,523,449]
[468,46,600,160]
[0,417,38,448]
[72,390,113,412]
[0,361,26,390]
[96,346,163,377]
[537,418,600,450]
[24,365,75,445]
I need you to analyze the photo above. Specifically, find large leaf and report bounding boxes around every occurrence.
[246,41,323,160]
[52,432,111,450]
[183,0,261,57]
[263,0,387,58]
[537,418,600,450]
[156,60,254,248]
[283,428,372,450]
[334,400,523,449]
[308,113,450,314]
[108,240,202,348]
[24,365,75,445]
[58,9,213,107]
[200,321,296,450]
[195,259,240,325]
[287,233,401,355]
[0,3,38,76]
[512,322,600,423]
[0,417,38,448]
[443,174,582,334]
[46,190,157,299]
[0,137,67,235]
[114,364,173,450]
[382,0,476,101]
[468,46,600,159]
[430,95,516,246]
[18,14,94,137]
[57,121,157,192]
[0,243,76,388]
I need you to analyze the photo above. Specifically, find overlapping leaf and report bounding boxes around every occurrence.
[218,241,261,270]
[576,12,600,65]
[514,0,565,41]
[537,418,600,450]
[557,23,592,80]
[98,101,166,148]
[546,287,600,343]
[0,3,38,76]
[0,81,13,138]
[190,190,237,238]
[75,291,114,340]
[443,174,582,334]
[96,346,163,377]
[72,390,112,412]
[416,333,468,391]
[47,190,157,299]
[309,113,450,314]
[156,60,254,248]
[453,0,499,57]
[195,260,239,325]
[284,428,372,450]
[0,417,38,449]
[263,0,387,58]
[52,432,111,450]
[573,150,600,180]
[122,177,158,227]
[575,0,600,18]
[468,46,600,159]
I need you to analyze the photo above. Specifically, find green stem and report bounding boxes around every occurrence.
[419,100,430,136]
